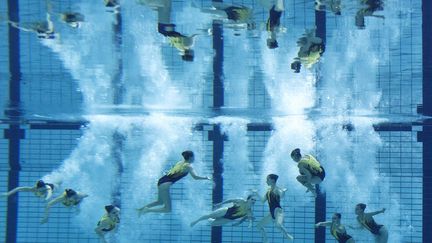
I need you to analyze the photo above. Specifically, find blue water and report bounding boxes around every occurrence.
[0,0,424,242]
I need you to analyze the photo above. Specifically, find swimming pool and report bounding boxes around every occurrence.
[0,0,428,242]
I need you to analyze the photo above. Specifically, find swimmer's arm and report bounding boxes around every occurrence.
[7,21,33,32]
[77,192,89,200]
[189,167,211,180]
[315,221,332,227]
[366,208,386,217]
[279,187,287,197]
[215,199,242,207]
[3,186,35,197]
[44,186,53,200]
[41,195,65,223]
[45,13,54,32]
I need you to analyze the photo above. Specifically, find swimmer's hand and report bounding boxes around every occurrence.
[40,217,48,224]
[206,176,212,180]
[213,202,222,208]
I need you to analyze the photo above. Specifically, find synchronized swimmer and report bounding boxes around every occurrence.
[137,150,211,215]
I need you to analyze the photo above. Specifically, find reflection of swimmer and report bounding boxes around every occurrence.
[137,151,211,215]
[255,174,294,243]
[2,180,55,201]
[316,213,355,243]
[158,23,197,62]
[351,203,388,243]
[315,0,342,15]
[145,0,197,61]
[291,148,325,197]
[95,205,120,243]
[355,0,384,29]
[59,12,85,28]
[105,0,121,13]
[190,195,256,227]
[7,12,56,39]
[261,0,284,49]
[291,30,324,73]
[46,0,84,28]
[41,188,88,224]
[199,2,256,30]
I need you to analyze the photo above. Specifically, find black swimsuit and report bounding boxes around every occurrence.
[223,205,246,220]
[359,217,383,235]
[266,189,281,219]
[331,224,353,243]
[310,166,326,181]
[157,162,189,186]
[157,23,181,37]
[267,6,282,32]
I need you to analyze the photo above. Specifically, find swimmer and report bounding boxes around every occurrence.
[95,205,120,243]
[255,174,294,243]
[351,203,388,243]
[2,180,55,200]
[262,0,284,49]
[7,12,56,39]
[291,29,324,72]
[41,188,88,224]
[316,213,355,243]
[137,151,211,215]
[290,148,325,197]
[150,0,197,61]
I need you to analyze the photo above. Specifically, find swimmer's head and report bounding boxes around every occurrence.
[36,180,46,188]
[65,188,77,197]
[266,174,279,184]
[291,148,302,162]
[246,195,257,204]
[267,38,279,49]
[181,49,194,62]
[332,213,342,222]
[355,203,367,214]
[291,61,301,73]
[105,205,120,216]
[182,150,194,162]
